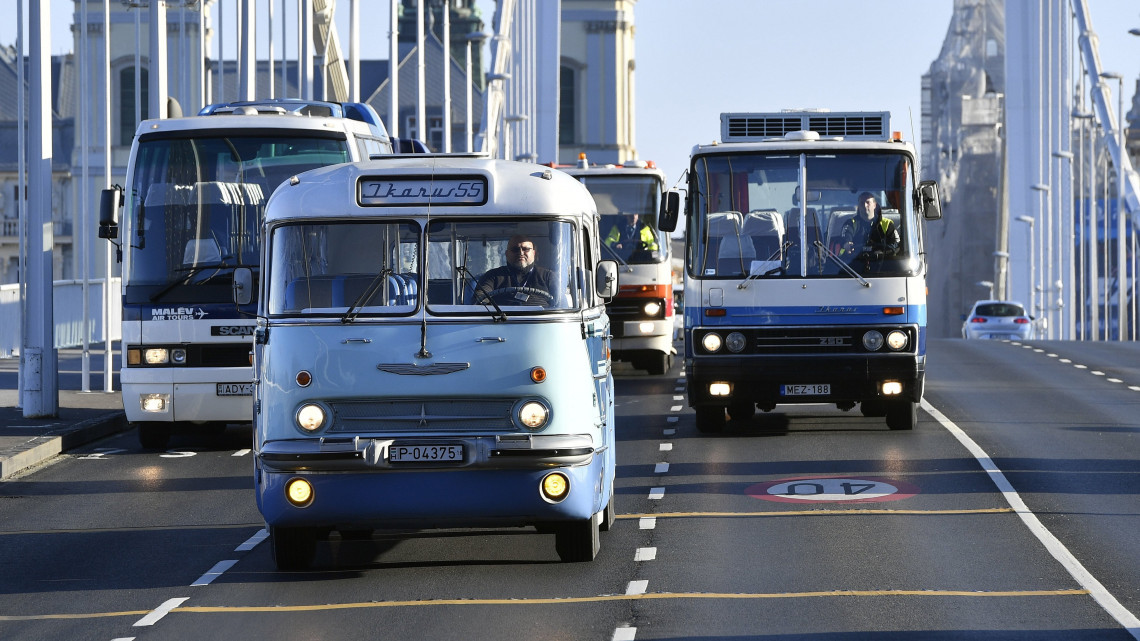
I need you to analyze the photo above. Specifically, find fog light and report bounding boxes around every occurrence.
[709,382,732,396]
[886,330,908,351]
[702,332,723,353]
[881,381,903,396]
[140,393,168,413]
[541,472,570,503]
[296,404,326,432]
[171,348,187,364]
[285,478,314,507]
[638,322,655,334]
[145,348,169,364]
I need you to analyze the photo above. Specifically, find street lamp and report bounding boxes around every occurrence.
[1101,71,1126,340]
[1031,183,1051,337]
[464,31,489,153]
[977,280,995,299]
[1016,215,1036,327]
[993,250,1010,299]
[505,113,527,161]
[1072,109,1097,339]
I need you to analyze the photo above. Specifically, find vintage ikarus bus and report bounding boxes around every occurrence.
[660,111,942,433]
[241,155,619,570]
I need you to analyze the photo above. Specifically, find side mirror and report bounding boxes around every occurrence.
[917,180,942,220]
[596,260,618,299]
[658,190,681,233]
[98,186,122,239]
[233,266,253,306]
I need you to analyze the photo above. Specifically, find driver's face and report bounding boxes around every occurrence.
[861,197,878,219]
[506,241,536,270]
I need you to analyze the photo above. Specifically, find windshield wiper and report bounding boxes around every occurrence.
[458,265,507,322]
[341,268,393,323]
[737,242,790,289]
[813,240,870,288]
[149,262,235,302]
[600,241,628,266]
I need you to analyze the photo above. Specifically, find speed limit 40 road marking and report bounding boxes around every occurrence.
[746,476,919,504]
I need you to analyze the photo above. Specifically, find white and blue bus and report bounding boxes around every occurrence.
[241,155,619,570]
[99,99,392,449]
[659,111,942,433]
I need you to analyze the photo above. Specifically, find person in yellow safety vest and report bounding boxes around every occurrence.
[604,213,658,256]
[838,191,900,263]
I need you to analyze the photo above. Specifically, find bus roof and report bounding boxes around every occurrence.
[690,137,918,159]
[132,110,381,139]
[264,156,599,223]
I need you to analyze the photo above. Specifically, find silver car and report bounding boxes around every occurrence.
[962,300,1033,340]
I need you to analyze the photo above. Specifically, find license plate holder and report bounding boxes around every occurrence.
[216,382,253,396]
[780,383,830,397]
[388,443,465,463]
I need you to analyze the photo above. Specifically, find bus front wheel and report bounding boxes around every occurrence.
[271,526,317,571]
[555,518,600,562]
[695,406,726,434]
[885,400,917,431]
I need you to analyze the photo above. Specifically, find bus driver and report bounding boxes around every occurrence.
[474,234,557,306]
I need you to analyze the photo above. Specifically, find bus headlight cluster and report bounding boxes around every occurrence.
[296,403,326,432]
[517,400,550,430]
[863,329,910,352]
[128,346,189,366]
[725,332,747,353]
[643,301,662,317]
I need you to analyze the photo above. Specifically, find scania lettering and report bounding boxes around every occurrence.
[98,98,392,449]
[658,111,943,432]
[565,155,676,375]
[244,156,618,570]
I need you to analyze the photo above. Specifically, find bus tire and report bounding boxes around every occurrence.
[600,495,616,532]
[137,422,171,450]
[646,352,671,376]
[695,406,726,433]
[555,518,600,562]
[271,526,317,571]
[885,400,917,431]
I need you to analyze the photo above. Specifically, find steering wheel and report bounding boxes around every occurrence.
[478,286,555,306]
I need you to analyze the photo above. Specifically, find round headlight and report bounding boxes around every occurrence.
[886,330,908,351]
[862,330,885,351]
[296,404,326,432]
[518,400,549,430]
[702,332,723,353]
[643,301,662,317]
[171,348,187,364]
[285,477,314,507]
[725,331,747,353]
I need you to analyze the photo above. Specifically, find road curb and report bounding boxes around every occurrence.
[0,412,130,480]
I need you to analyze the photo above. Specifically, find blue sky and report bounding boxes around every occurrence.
[4,0,1139,185]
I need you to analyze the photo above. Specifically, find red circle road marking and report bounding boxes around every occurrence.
[746,476,919,504]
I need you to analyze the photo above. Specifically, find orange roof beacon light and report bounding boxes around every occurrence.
[891,131,903,142]
[577,152,588,169]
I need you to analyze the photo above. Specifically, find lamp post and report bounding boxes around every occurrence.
[977,280,995,299]
[1053,150,1075,339]
[993,250,1010,299]
[464,31,489,153]
[1031,183,1051,337]
[1073,109,1097,339]
[1101,71,1126,340]
[505,113,527,161]
[1016,215,1036,329]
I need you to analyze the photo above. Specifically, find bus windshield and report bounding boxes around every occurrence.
[125,133,351,304]
[582,176,668,265]
[690,152,920,279]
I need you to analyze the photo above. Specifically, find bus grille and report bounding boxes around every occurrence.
[327,399,516,433]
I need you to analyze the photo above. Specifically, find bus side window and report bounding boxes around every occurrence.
[582,227,595,307]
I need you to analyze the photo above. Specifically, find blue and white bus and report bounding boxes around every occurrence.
[241,155,619,569]
[659,111,942,433]
[99,99,392,449]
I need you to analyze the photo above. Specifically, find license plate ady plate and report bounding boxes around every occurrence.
[388,444,464,462]
[216,383,253,396]
[780,383,830,396]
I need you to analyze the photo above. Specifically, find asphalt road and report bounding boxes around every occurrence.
[2,338,1140,640]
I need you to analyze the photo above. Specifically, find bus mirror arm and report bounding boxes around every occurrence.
[233,267,253,305]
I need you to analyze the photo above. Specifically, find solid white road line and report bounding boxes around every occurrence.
[922,399,1140,639]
